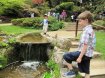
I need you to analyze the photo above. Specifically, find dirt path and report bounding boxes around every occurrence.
[0,23,12,26]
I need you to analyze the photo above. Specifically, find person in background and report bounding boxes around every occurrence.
[71,14,75,22]
[47,11,51,17]
[55,12,60,21]
[41,14,49,35]
[63,11,96,78]
[61,10,67,21]
[31,12,34,18]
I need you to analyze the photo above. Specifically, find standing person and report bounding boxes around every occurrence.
[63,11,96,78]
[61,10,67,21]
[55,12,60,21]
[47,11,51,17]
[71,14,74,22]
[31,12,34,18]
[41,14,49,35]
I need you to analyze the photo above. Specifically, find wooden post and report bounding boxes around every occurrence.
[75,19,79,37]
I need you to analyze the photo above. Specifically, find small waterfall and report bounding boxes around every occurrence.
[8,33,51,63]
[25,43,32,61]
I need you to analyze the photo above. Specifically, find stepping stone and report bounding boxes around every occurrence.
[71,41,79,48]
[69,48,77,52]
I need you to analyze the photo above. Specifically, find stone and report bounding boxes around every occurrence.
[56,38,72,51]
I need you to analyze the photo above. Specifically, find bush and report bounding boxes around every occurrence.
[12,18,25,26]
[11,17,64,31]
[0,0,25,17]
[49,21,63,31]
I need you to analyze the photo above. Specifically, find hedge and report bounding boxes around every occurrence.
[11,17,64,31]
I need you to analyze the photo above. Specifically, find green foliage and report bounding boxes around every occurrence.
[0,42,8,47]
[43,59,60,78]
[73,6,81,12]
[11,17,64,31]
[8,38,16,44]
[49,21,64,31]
[46,60,56,69]
[43,72,52,78]
[93,0,105,13]
[11,18,25,26]
[0,0,25,17]
[81,0,105,13]
[76,74,81,78]
[0,55,7,68]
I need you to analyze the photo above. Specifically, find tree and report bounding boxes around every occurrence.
[0,0,25,17]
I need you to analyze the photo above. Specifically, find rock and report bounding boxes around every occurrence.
[56,38,72,51]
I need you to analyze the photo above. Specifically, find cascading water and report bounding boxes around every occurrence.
[0,33,51,78]
[14,42,50,62]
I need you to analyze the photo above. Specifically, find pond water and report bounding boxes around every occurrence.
[0,61,48,78]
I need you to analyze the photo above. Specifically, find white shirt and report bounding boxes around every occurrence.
[43,19,48,26]
[78,25,96,57]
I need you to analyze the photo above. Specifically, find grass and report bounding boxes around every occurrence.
[0,25,41,35]
[95,31,105,59]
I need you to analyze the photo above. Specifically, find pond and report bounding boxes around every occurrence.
[0,61,48,78]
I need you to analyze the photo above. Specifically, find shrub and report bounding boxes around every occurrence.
[11,18,25,26]
[43,59,60,78]
[49,21,63,31]
[11,17,64,31]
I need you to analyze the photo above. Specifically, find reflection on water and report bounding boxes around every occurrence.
[0,61,47,78]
